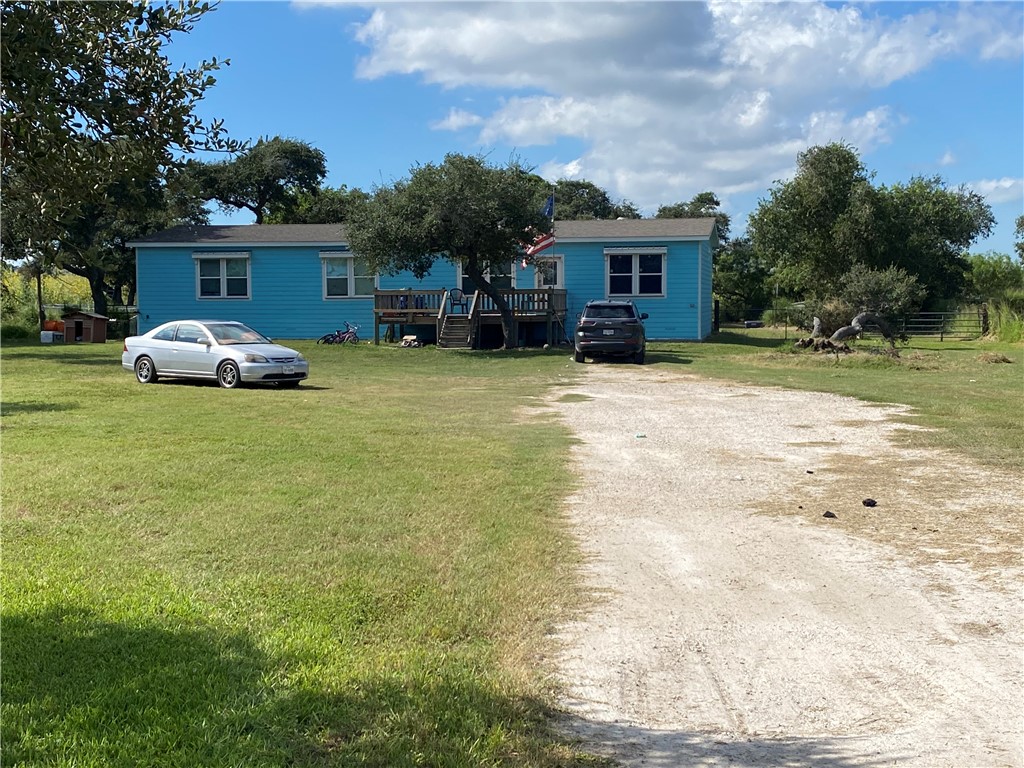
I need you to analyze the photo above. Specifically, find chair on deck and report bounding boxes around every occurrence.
[449,288,469,313]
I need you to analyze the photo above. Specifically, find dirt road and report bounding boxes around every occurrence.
[549,366,1022,767]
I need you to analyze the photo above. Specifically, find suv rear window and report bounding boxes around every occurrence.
[585,305,637,319]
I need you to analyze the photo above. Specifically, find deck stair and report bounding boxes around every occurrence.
[438,315,472,349]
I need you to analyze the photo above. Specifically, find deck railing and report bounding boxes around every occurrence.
[474,288,567,315]
[374,288,566,316]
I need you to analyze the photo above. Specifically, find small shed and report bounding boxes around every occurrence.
[61,310,109,343]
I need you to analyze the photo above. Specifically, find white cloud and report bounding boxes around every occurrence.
[431,108,482,132]
[968,178,1024,205]
[939,150,956,167]
[337,1,1021,215]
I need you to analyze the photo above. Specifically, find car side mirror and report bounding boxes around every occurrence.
[576,312,582,319]
[640,313,649,320]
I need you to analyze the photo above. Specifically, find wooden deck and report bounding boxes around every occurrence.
[373,288,568,347]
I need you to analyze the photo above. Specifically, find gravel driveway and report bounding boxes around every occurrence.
[548,366,1022,767]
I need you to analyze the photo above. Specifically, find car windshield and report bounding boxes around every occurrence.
[205,323,271,345]
[585,305,636,319]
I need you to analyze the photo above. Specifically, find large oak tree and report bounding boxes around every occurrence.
[1,0,235,321]
[345,154,552,349]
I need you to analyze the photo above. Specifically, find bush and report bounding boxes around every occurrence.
[989,296,1023,343]
[1,323,33,340]
[801,264,926,337]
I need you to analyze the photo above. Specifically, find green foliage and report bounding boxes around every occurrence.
[872,176,993,303]
[1,267,91,326]
[989,295,1024,342]
[1,1,236,258]
[713,237,772,311]
[748,142,874,295]
[1015,215,1024,261]
[836,263,926,318]
[747,144,994,305]
[188,137,327,224]
[965,251,1024,301]
[656,191,731,241]
[265,185,370,224]
[0,322,32,340]
[551,179,639,220]
[799,264,925,336]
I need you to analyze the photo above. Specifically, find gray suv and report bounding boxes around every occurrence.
[574,300,648,364]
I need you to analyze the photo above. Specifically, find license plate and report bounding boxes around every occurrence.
[283,365,294,374]
[603,329,615,336]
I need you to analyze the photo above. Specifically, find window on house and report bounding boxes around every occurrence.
[535,256,563,289]
[606,249,665,297]
[195,252,250,299]
[322,252,376,298]
[462,260,514,293]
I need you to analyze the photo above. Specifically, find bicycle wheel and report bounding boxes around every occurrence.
[316,333,336,344]
[345,333,360,344]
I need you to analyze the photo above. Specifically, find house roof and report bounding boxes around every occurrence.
[128,224,348,247]
[129,218,717,247]
[554,218,718,240]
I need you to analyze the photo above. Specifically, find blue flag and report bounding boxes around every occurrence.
[541,194,554,219]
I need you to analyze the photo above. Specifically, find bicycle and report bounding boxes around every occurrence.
[316,321,360,345]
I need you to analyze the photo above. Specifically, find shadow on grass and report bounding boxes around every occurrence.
[0,401,77,416]
[559,714,904,767]
[0,351,117,366]
[2,606,601,767]
[2,606,276,766]
[709,330,791,349]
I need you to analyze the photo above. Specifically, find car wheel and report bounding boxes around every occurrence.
[574,349,586,363]
[217,361,242,389]
[134,356,158,384]
[277,380,300,389]
[634,348,646,365]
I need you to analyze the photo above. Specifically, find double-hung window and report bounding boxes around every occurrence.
[322,250,376,298]
[462,260,514,293]
[195,252,250,299]
[606,247,665,297]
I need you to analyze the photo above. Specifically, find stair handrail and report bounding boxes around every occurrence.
[468,291,482,347]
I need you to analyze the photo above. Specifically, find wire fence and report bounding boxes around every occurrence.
[715,304,988,341]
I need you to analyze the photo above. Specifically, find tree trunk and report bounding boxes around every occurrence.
[82,267,108,317]
[830,312,896,345]
[465,262,516,349]
[36,267,45,332]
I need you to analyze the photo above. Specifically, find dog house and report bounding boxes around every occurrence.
[61,310,109,343]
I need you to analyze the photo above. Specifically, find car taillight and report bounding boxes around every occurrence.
[123,342,128,352]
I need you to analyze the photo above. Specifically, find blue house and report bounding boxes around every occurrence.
[129,218,717,346]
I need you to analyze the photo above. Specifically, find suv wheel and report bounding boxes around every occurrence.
[574,350,586,363]
[634,349,645,365]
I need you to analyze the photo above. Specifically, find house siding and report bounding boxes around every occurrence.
[558,240,705,340]
[135,223,714,341]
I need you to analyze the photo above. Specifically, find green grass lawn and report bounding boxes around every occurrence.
[2,332,1021,766]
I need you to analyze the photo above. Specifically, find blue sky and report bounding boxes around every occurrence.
[171,1,1023,255]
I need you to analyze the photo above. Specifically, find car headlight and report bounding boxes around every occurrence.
[243,353,269,363]
[295,353,305,361]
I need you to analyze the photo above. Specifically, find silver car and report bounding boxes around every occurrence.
[122,320,309,389]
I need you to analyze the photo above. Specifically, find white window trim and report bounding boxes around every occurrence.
[321,250,377,299]
[193,251,251,300]
[460,260,517,290]
[605,247,666,298]
[534,254,564,289]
